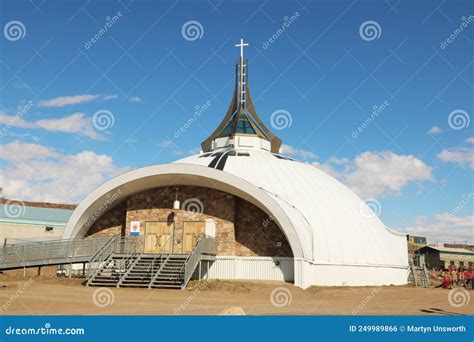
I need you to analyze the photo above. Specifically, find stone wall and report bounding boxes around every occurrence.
[234,197,293,257]
[87,186,292,257]
[86,202,126,237]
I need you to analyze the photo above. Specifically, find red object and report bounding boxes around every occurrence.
[442,275,452,288]
[466,271,472,280]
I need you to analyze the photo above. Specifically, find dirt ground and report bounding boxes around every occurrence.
[0,274,472,316]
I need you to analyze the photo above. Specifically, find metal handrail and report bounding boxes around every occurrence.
[114,238,142,282]
[88,235,118,263]
[86,236,144,281]
[0,236,112,270]
[146,235,172,274]
[180,236,216,288]
[86,235,119,279]
[148,254,170,288]
[146,235,174,287]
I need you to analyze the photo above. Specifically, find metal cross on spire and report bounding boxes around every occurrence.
[235,39,249,106]
[235,38,249,60]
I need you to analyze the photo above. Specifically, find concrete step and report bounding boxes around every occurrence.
[124,275,152,279]
[120,284,149,288]
[154,277,182,282]
[122,280,151,284]
[91,279,119,283]
[150,284,182,289]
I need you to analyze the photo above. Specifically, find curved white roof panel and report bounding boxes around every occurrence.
[175,150,408,268]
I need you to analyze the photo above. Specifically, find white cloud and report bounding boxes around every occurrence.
[0,113,29,128]
[1,111,105,140]
[437,147,474,169]
[0,142,127,203]
[38,95,100,108]
[427,126,443,135]
[280,144,317,160]
[129,96,143,103]
[0,112,35,129]
[313,151,434,198]
[102,95,118,101]
[36,112,103,140]
[0,141,61,161]
[38,94,117,108]
[399,214,474,243]
[466,137,474,144]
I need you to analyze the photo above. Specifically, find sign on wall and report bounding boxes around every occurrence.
[205,219,215,238]
[130,221,141,236]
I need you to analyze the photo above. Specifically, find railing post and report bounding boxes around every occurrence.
[22,244,26,267]
[72,240,76,261]
[43,243,46,264]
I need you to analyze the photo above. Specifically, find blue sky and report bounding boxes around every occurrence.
[0,0,472,243]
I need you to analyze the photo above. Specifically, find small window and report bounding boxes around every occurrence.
[45,226,54,232]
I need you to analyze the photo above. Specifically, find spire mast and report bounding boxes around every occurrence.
[235,38,249,106]
[200,38,282,154]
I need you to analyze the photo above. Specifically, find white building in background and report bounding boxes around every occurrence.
[0,203,73,245]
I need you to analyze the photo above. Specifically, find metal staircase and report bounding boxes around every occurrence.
[86,235,216,289]
[0,232,216,290]
[409,263,430,288]
[120,254,166,287]
[87,254,135,287]
[149,254,187,289]
[88,254,189,289]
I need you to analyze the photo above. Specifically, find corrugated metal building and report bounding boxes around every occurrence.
[0,203,73,245]
[416,245,474,269]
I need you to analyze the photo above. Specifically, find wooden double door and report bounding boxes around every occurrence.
[144,221,205,254]
[144,222,173,254]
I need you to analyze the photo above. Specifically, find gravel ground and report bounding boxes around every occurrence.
[0,276,472,316]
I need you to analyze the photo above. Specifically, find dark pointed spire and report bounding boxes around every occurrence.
[201,39,282,153]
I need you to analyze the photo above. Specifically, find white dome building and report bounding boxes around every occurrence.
[64,40,408,288]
